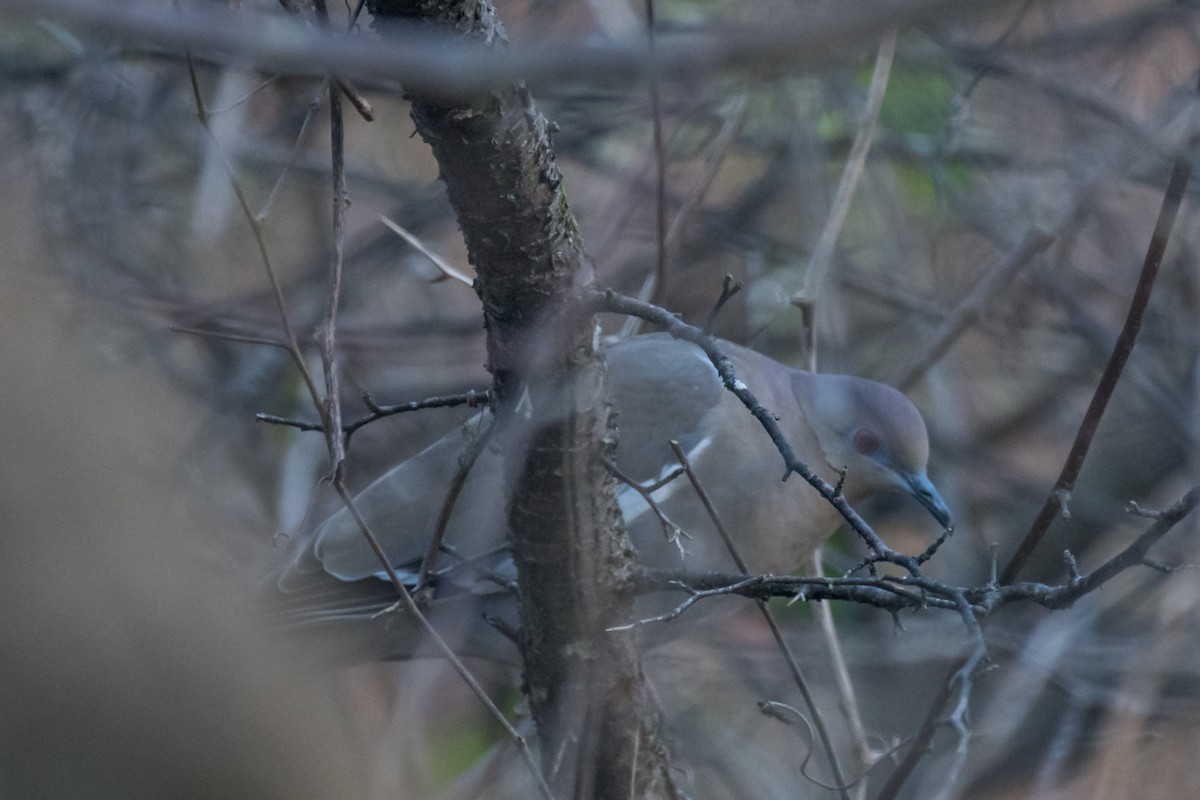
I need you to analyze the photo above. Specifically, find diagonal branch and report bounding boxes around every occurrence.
[670,441,852,800]
[791,28,897,373]
[1000,76,1199,583]
[596,288,923,575]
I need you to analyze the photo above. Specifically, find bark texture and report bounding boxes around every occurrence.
[366,2,673,796]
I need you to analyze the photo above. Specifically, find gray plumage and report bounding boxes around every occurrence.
[271,334,950,660]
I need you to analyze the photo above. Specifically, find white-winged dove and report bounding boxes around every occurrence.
[273,334,950,659]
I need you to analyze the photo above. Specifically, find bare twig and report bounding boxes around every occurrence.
[702,275,742,336]
[334,76,374,120]
[944,39,1190,162]
[670,441,852,800]
[812,548,872,800]
[873,656,963,800]
[662,91,752,269]
[644,0,668,309]
[255,389,491,444]
[928,596,987,800]
[333,485,556,800]
[169,324,290,350]
[259,78,330,223]
[790,28,896,373]
[317,4,348,476]
[380,215,474,286]
[1001,77,1199,583]
[889,224,1057,390]
[759,702,855,791]
[350,389,490,440]
[608,459,689,554]
[184,53,323,412]
[205,72,280,114]
[619,90,752,338]
[416,419,497,590]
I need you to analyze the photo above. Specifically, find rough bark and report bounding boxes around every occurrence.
[366,2,673,797]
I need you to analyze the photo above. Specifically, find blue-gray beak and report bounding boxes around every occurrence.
[904,471,953,530]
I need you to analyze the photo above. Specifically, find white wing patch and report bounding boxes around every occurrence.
[619,436,713,525]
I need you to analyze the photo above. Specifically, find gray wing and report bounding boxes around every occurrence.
[606,334,724,482]
[277,418,510,591]
[278,334,724,590]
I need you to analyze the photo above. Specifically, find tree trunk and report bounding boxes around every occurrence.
[366,2,674,796]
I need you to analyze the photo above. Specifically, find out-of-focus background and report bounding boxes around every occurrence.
[1,0,1198,798]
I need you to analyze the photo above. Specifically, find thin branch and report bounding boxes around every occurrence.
[928,595,987,800]
[380,215,474,286]
[169,324,290,350]
[790,28,896,373]
[1001,77,1199,583]
[944,38,1190,162]
[663,90,752,269]
[619,90,752,338]
[644,0,668,309]
[416,419,497,590]
[873,656,964,800]
[349,389,490,440]
[333,484,556,800]
[702,274,742,336]
[631,571,942,615]
[758,702,853,791]
[1035,487,1200,604]
[205,72,280,114]
[812,548,872,800]
[889,68,1200,391]
[184,53,323,411]
[255,389,491,443]
[670,441,851,800]
[607,459,689,555]
[761,705,915,793]
[889,224,1057,390]
[334,76,374,120]
[259,78,330,223]
[317,0,348,476]
[256,413,324,433]
[609,577,762,630]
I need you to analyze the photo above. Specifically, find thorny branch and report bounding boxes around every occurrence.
[619,485,1197,800]
[631,485,1198,615]
[594,288,926,575]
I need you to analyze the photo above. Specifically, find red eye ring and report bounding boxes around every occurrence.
[853,428,882,456]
